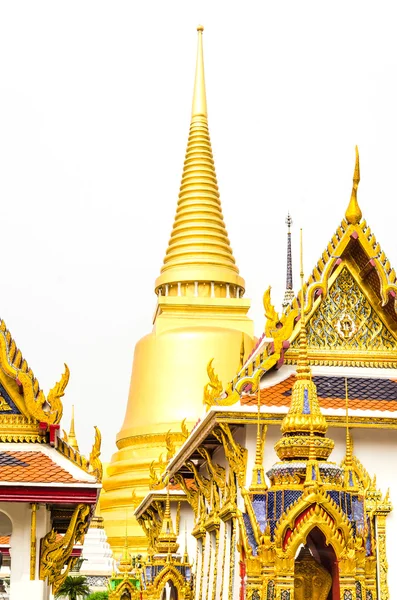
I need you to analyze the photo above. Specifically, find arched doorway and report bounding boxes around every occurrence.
[294,528,339,600]
[307,527,339,600]
[160,580,178,600]
[0,511,12,598]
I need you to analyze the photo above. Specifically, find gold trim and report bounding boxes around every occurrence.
[199,538,205,600]
[212,529,220,600]
[30,503,37,580]
[116,431,187,450]
[228,517,236,600]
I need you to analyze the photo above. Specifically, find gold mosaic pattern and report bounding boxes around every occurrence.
[300,268,396,351]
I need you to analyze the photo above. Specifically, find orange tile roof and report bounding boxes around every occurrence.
[0,451,84,484]
[241,375,397,413]
[0,536,10,545]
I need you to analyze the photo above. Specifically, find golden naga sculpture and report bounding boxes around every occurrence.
[0,319,70,426]
[214,423,247,488]
[165,429,176,461]
[180,417,189,440]
[40,503,90,592]
[263,285,298,341]
[89,426,103,482]
[149,454,167,491]
[203,358,223,410]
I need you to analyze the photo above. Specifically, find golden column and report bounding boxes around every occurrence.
[101,26,254,554]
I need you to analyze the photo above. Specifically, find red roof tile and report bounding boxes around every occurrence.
[241,375,397,413]
[0,451,84,484]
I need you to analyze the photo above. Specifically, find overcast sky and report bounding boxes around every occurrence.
[1,1,397,460]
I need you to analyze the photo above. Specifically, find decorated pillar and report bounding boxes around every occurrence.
[5,502,50,600]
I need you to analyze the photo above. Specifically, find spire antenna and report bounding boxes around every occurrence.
[345,146,362,225]
[282,213,295,311]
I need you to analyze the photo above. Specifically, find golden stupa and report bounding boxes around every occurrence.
[101,26,254,554]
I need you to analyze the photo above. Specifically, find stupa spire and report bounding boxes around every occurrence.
[68,405,79,452]
[345,146,362,225]
[155,26,244,294]
[275,230,334,462]
[282,213,295,311]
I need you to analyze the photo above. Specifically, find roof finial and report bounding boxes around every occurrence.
[157,486,179,553]
[296,229,310,380]
[282,213,295,311]
[343,378,356,489]
[192,26,207,118]
[344,378,353,467]
[183,520,189,564]
[275,229,334,462]
[249,383,267,491]
[118,510,133,574]
[345,146,362,225]
[68,405,79,452]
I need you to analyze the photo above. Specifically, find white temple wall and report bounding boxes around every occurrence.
[173,501,196,561]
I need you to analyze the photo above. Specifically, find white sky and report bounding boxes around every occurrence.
[1,1,397,460]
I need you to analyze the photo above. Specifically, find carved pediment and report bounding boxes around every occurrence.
[286,262,397,367]
[297,267,396,351]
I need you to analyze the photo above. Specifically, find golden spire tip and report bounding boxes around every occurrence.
[345,145,362,225]
[192,23,207,118]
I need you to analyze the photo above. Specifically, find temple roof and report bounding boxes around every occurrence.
[241,373,397,413]
[0,444,98,485]
[0,311,103,487]
[281,151,397,367]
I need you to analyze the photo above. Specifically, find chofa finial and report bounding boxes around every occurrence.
[345,145,362,225]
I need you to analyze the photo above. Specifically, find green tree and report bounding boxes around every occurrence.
[55,575,90,600]
[86,593,109,600]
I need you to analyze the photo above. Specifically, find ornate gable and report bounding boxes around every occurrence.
[304,267,395,352]
[285,148,397,367]
[0,317,69,441]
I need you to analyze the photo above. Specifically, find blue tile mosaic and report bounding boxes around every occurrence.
[0,383,20,414]
[252,495,267,533]
[243,512,257,556]
[303,388,310,414]
[275,491,283,520]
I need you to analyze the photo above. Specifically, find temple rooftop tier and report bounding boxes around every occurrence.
[0,314,103,599]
